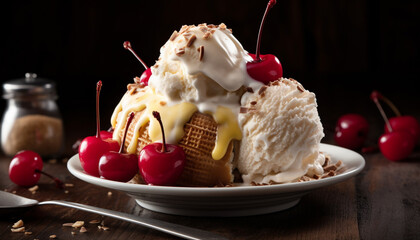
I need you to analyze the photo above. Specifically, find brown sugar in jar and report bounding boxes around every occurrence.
[1,73,64,157]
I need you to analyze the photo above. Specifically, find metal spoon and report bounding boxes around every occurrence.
[0,191,227,240]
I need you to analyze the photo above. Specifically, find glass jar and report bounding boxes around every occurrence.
[1,73,64,157]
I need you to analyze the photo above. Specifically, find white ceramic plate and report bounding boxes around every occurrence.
[67,143,365,217]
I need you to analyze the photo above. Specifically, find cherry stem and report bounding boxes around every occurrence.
[372,96,393,132]
[371,90,401,117]
[255,0,277,61]
[96,81,102,139]
[152,111,167,153]
[123,41,148,70]
[380,95,401,117]
[119,112,135,153]
[34,169,64,189]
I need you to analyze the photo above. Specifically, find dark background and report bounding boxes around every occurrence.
[1,0,419,150]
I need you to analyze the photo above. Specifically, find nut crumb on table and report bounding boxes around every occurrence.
[12,219,24,228]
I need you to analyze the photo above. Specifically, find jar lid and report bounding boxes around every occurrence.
[3,73,57,99]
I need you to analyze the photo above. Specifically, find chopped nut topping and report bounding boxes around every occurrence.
[271,81,280,86]
[199,26,208,33]
[107,191,113,196]
[64,183,74,188]
[324,164,337,172]
[71,231,77,235]
[98,225,110,231]
[80,227,87,233]
[240,107,249,113]
[159,101,166,106]
[186,35,196,47]
[250,101,257,105]
[258,86,267,96]
[219,23,227,30]
[28,185,38,192]
[62,223,74,227]
[175,47,185,56]
[128,87,136,95]
[203,32,212,39]
[72,221,84,228]
[64,190,69,194]
[179,25,191,34]
[169,31,179,41]
[24,231,32,235]
[49,235,57,239]
[297,85,304,92]
[198,46,204,61]
[11,227,25,233]
[13,220,24,228]
[89,220,100,224]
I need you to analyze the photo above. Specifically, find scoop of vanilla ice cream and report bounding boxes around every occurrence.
[148,23,260,112]
[237,78,325,184]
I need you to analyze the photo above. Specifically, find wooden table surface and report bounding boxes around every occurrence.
[1,120,419,240]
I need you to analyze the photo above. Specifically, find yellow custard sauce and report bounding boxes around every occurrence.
[111,86,242,160]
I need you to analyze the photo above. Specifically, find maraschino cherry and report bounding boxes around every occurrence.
[334,114,369,150]
[99,112,139,182]
[138,111,186,186]
[123,41,152,85]
[371,91,415,161]
[9,150,63,188]
[100,128,114,140]
[79,81,120,176]
[246,0,283,84]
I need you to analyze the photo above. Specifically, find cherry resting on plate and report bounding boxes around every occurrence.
[139,111,186,186]
[79,81,119,176]
[371,91,415,161]
[9,150,63,187]
[371,91,420,143]
[123,41,152,85]
[334,114,369,150]
[246,0,283,84]
[99,112,138,182]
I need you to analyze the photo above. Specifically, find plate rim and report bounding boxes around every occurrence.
[67,143,365,196]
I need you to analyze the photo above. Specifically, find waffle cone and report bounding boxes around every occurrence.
[120,111,234,187]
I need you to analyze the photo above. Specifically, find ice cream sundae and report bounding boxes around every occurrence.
[80,0,334,187]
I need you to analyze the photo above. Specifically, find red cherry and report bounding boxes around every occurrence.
[334,114,369,150]
[138,111,186,186]
[139,68,152,85]
[124,41,151,85]
[79,81,119,177]
[100,130,114,140]
[99,112,138,182]
[370,90,419,142]
[9,151,43,187]
[246,0,283,83]
[247,54,283,84]
[379,131,415,161]
[9,150,64,188]
[386,116,420,143]
[371,90,415,161]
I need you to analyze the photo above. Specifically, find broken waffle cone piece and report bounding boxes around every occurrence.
[119,111,234,187]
